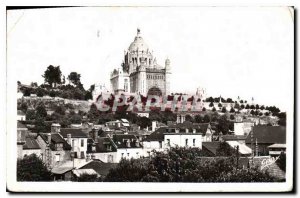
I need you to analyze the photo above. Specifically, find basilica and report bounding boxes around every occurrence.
[110,29,171,96]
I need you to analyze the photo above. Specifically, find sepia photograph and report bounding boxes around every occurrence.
[6,6,294,192]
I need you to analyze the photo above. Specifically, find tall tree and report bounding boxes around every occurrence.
[42,65,62,88]
[17,154,52,181]
[67,72,81,86]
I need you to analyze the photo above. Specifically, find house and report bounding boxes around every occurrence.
[60,128,88,159]
[77,160,118,177]
[113,134,143,162]
[17,122,27,159]
[222,135,247,144]
[268,144,286,157]
[87,137,118,163]
[36,129,72,168]
[17,110,26,121]
[143,122,212,156]
[226,141,252,156]
[245,125,286,156]
[22,136,42,158]
[234,121,254,136]
[51,159,89,181]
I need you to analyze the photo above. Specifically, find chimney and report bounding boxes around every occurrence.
[152,121,157,132]
[193,129,196,133]
[126,139,131,147]
[67,134,71,145]
[135,139,140,147]
[93,130,98,142]
[175,128,179,133]
[51,123,61,133]
[47,133,51,145]
[186,128,189,133]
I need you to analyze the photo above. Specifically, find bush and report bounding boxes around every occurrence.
[17,154,52,181]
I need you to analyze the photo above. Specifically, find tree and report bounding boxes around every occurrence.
[216,142,233,156]
[260,105,265,110]
[73,173,100,182]
[255,104,260,109]
[230,114,235,120]
[240,104,245,109]
[137,116,151,129]
[88,103,99,122]
[17,154,52,181]
[85,91,93,101]
[185,115,194,122]
[265,112,270,116]
[18,102,28,113]
[245,104,250,109]
[277,112,286,126]
[218,103,222,108]
[276,152,286,172]
[217,115,229,135]
[203,114,210,123]
[202,107,206,112]
[42,65,62,87]
[67,72,81,86]
[26,109,36,120]
[209,102,214,107]
[221,107,227,113]
[194,115,203,123]
[250,110,255,115]
[226,98,233,103]
[36,103,47,118]
[36,88,44,97]
[105,147,276,182]
[230,107,235,113]
[212,107,216,112]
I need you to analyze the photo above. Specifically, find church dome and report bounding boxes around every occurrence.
[128,28,149,53]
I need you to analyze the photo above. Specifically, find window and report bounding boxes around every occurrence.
[159,141,162,149]
[136,152,139,158]
[121,153,124,158]
[166,139,170,146]
[55,154,60,162]
[193,139,196,146]
[81,139,84,147]
[127,153,130,157]
[80,151,85,159]
[185,139,188,146]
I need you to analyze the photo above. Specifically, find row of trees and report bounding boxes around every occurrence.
[19,65,94,101]
[104,147,277,182]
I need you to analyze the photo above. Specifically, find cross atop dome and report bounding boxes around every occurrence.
[137,28,141,36]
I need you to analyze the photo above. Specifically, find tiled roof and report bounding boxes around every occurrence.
[17,121,27,129]
[87,137,117,153]
[167,121,210,134]
[73,169,99,177]
[202,142,221,155]
[144,127,166,141]
[79,160,118,176]
[112,134,143,148]
[39,133,71,150]
[268,144,286,148]
[60,128,88,138]
[226,141,252,155]
[245,126,286,144]
[223,135,247,141]
[17,110,25,116]
[23,137,41,149]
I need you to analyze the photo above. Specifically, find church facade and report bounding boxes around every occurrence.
[110,29,171,96]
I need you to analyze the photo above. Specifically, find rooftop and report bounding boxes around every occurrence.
[60,128,88,138]
[245,125,286,144]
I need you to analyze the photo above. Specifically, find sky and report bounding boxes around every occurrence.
[7,7,294,111]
